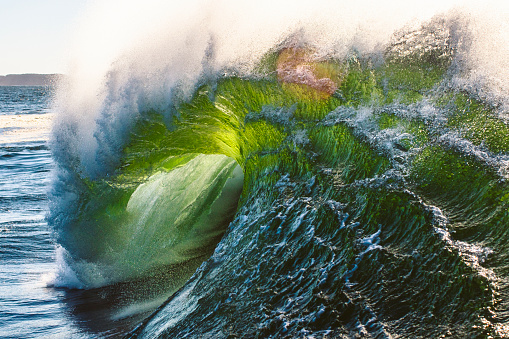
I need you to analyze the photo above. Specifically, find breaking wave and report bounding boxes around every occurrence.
[48,1,509,337]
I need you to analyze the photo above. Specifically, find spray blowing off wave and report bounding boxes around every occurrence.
[54,0,509,178]
[48,0,509,337]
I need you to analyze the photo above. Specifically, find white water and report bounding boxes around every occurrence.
[53,0,509,178]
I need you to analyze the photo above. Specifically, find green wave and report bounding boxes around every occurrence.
[55,20,509,337]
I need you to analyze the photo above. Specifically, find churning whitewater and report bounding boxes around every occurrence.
[48,0,509,337]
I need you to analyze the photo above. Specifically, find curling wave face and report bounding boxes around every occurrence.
[49,153,243,287]
[49,4,509,338]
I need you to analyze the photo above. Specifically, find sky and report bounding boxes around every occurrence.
[0,0,88,75]
[0,0,506,77]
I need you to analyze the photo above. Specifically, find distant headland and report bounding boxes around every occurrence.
[0,74,64,86]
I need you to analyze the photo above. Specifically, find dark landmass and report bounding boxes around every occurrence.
[0,74,64,86]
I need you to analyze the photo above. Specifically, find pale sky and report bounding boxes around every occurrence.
[0,0,88,75]
[0,0,504,77]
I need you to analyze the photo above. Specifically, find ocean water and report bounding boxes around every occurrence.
[4,1,509,338]
[0,86,68,338]
[0,87,153,338]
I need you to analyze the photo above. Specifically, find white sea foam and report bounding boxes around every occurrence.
[43,245,85,289]
[415,195,498,283]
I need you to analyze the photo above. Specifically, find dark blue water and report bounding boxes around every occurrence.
[0,87,80,338]
[0,87,53,116]
[0,87,153,339]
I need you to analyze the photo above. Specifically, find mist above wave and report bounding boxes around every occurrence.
[50,0,509,179]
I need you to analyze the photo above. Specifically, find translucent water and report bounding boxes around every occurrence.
[4,2,509,338]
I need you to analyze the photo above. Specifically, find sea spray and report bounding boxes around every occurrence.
[54,0,488,178]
